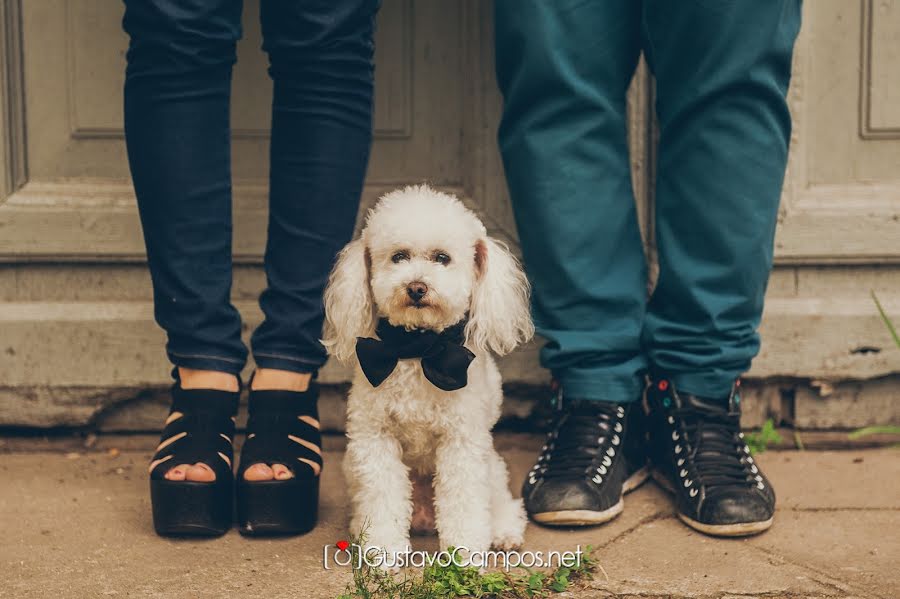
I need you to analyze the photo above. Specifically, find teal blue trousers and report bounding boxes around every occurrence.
[495,0,801,402]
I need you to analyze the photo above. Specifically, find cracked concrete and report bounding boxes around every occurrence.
[0,434,897,598]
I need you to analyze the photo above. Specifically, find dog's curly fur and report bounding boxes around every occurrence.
[323,185,534,554]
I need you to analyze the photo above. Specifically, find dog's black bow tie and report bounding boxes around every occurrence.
[355,319,475,391]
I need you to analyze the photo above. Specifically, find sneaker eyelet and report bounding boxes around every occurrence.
[689,488,698,497]
[612,434,620,445]
[599,465,607,475]
[684,479,692,487]
[680,468,688,477]
[614,422,623,433]
[592,475,603,484]
[667,416,675,425]
[674,445,682,454]
[677,458,685,466]
[602,456,612,467]
[672,431,679,441]
[757,481,765,490]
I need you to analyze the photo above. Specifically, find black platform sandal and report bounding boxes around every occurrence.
[148,380,239,537]
[236,382,323,536]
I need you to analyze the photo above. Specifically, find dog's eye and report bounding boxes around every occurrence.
[433,252,451,266]
[391,250,410,263]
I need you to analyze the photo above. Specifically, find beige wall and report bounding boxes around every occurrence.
[0,0,897,429]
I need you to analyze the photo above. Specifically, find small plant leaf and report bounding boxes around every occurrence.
[848,425,900,440]
[745,419,783,455]
[871,290,900,349]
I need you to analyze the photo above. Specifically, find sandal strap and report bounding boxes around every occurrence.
[171,384,240,416]
[149,384,239,480]
[238,384,323,478]
[247,389,317,417]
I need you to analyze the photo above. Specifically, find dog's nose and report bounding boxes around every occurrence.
[406,281,428,301]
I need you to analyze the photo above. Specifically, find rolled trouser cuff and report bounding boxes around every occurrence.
[667,370,743,400]
[253,351,322,375]
[555,368,646,404]
[167,350,246,376]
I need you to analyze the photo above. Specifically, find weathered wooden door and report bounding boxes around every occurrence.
[753,0,900,428]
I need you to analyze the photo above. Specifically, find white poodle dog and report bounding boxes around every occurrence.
[323,185,534,555]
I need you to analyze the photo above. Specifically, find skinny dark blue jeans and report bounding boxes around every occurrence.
[122,0,379,377]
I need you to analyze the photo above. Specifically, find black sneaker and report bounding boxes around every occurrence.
[645,375,775,537]
[522,392,648,526]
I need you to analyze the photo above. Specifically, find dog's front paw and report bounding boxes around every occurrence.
[491,498,527,550]
[491,531,524,552]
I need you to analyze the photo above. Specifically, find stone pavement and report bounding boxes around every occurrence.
[1,433,897,599]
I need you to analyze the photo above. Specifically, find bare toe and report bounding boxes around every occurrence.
[243,463,274,481]
[185,462,216,482]
[272,463,294,480]
[164,464,190,481]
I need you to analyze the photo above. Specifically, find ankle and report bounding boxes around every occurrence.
[251,368,312,392]
[178,367,240,392]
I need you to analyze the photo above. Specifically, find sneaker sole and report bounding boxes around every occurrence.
[529,465,650,527]
[677,513,774,537]
[651,469,774,537]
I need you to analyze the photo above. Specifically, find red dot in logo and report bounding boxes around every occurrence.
[658,380,669,391]
[336,540,349,551]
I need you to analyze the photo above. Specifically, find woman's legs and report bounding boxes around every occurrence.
[126,0,377,483]
[123,0,245,482]
[244,0,379,481]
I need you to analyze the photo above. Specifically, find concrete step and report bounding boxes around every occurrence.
[1,298,899,429]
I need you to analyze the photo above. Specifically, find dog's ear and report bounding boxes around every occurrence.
[465,237,534,355]
[322,238,375,362]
